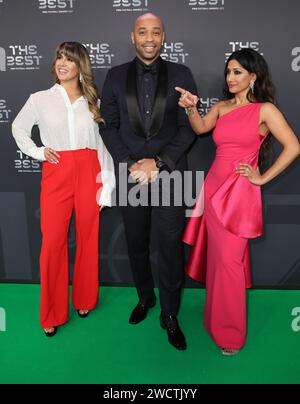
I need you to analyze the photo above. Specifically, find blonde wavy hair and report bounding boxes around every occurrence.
[52,42,103,123]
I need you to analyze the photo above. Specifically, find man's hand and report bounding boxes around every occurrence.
[129,159,158,185]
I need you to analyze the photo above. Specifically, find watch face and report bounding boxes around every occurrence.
[156,160,164,169]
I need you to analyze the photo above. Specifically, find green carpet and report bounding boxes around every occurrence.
[0,284,299,384]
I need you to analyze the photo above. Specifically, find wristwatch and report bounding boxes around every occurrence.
[154,156,167,172]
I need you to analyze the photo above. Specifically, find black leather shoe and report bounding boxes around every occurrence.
[44,326,57,337]
[160,314,187,351]
[129,298,156,324]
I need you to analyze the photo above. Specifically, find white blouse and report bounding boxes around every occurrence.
[12,84,115,207]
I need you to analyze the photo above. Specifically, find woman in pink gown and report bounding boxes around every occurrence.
[176,49,300,355]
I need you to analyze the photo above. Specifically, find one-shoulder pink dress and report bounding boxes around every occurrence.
[183,103,268,350]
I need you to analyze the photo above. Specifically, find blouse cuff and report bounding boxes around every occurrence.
[98,184,114,208]
[28,146,46,162]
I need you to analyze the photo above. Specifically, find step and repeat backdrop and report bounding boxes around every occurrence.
[0,0,299,287]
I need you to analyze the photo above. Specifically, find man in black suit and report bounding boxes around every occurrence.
[100,13,197,350]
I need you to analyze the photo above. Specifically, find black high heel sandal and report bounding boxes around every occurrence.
[44,326,57,337]
[77,310,89,318]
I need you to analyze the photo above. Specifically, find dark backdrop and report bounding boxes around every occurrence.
[0,0,299,288]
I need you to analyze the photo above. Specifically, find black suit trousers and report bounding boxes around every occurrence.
[119,175,185,316]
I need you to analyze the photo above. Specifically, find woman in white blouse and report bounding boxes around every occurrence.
[12,42,115,337]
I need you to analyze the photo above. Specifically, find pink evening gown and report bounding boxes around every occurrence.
[183,102,268,350]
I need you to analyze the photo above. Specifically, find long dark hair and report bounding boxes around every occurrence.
[223,49,275,166]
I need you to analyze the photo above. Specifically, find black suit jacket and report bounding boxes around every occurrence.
[99,57,197,172]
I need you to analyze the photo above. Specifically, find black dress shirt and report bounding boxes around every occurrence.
[123,57,163,170]
[136,56,160,137]
[121,56,173,171]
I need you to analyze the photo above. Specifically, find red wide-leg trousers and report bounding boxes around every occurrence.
[39,149,101,328]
